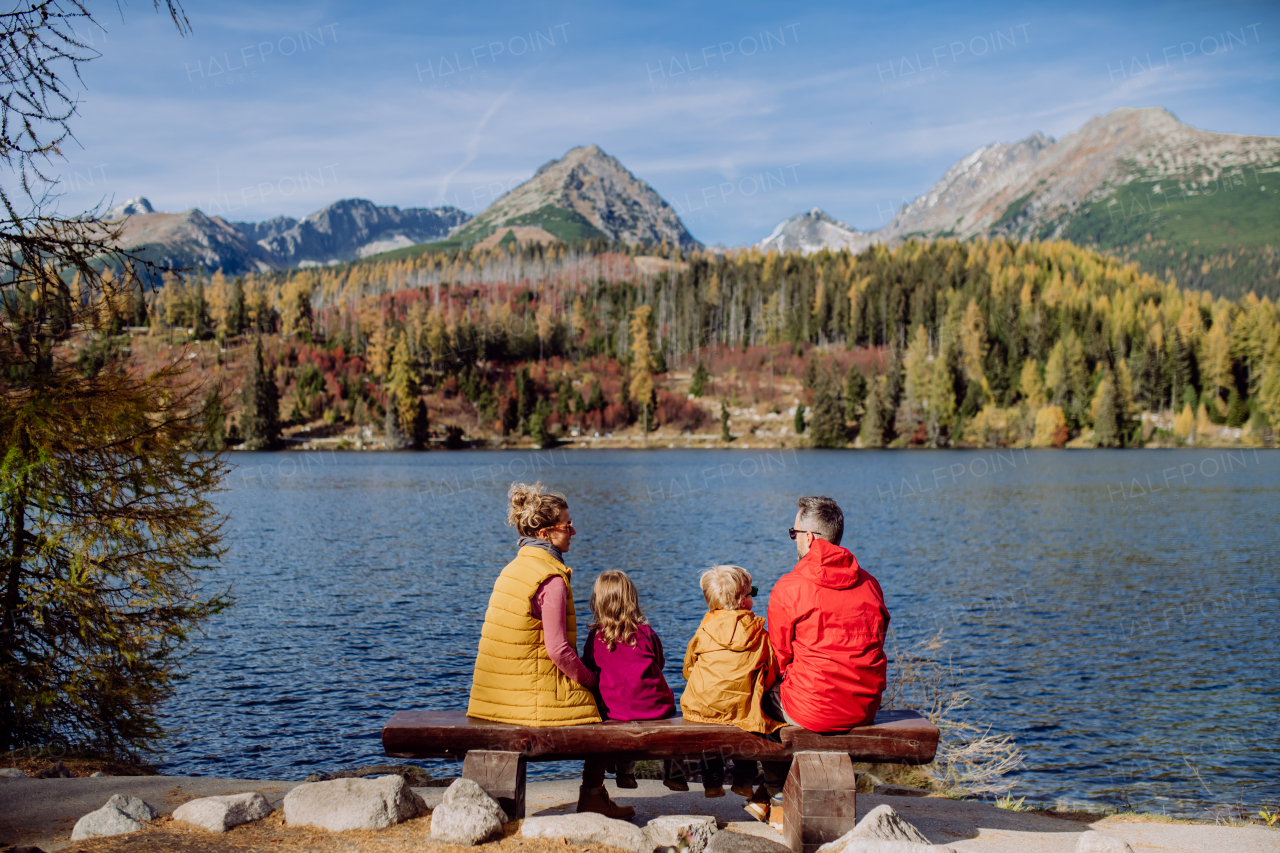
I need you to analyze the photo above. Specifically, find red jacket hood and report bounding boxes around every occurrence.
[796,537,863,590]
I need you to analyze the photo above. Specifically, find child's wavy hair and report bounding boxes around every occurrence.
[588,570,647,651]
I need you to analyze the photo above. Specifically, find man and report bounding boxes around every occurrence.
[745,495,890,828]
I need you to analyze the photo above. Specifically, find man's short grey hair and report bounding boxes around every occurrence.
[797,495,843,546]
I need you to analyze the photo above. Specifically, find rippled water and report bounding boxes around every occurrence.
[160,448,1279,817]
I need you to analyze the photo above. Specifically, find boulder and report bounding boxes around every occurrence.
[645,815,717,853]
[90,771,107,777]
[172,791,273,833]
[283,775,425,832]
[33,761,73,779]
[1076,830,1135,853]
[70,796,155,842]
[816,843,951,853]
[706,832,791,853]
[105,794,157,822]
[840,805,930,846]
[871,785,929,797]
[0,767,27,778]
[428,778,508,846]
[522,812,651,853]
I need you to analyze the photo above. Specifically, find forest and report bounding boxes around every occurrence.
[69,235,1280,450]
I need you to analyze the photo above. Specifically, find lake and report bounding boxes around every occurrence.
[161,448,1279,818]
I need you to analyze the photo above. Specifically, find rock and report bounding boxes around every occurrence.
[283,775,425,832]
[522,812,651,853]
[849,805,930,844]
[0,767,27,778]
[90,771,107,777]
[1076,830,1135,853]
[817,842,951,853]
[871,785,929,797]
[106,794,157,822]
[706,832,791,853]
[645,815,717,853]
[306,763,434,786]
[33,761,73,779]
[429,779,508,846]
[69,799,147,840]
[172,792,273,833]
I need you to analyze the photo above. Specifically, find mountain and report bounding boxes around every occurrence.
[761,107,1280,296]
[236,199,470,267]
[106,196,155,218]
[107,199,471,275]
[449,145,701,249]
[111,208,271,275]
[759,208,877,254]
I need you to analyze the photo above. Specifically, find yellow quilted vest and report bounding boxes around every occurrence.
[467,546,602,726]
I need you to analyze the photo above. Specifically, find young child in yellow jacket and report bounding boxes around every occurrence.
[680,564,785,799]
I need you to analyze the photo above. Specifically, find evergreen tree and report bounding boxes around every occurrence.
[1092,373,1122,447]
[1226,389,1249,428]
[191,279,208,340]
[239,338,280,450]
[690,361,709,397]
[227,278,247,336]
[861,379,885,448]
[516,365,536,434]
[501,395,518,435]
[586,380,606,412]
[794,403,806,434]
[383,403,410,450]
[844,366,867,421]
[809,373,846,448]
[530,411,554,448]
[195,384,227,451]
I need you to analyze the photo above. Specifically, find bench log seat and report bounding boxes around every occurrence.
[382,709,938,853]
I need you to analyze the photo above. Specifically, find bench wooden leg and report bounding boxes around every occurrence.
[782,751,858,853]
[462,750,527,820]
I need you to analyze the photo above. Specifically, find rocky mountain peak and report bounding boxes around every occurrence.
[460,144,701,248]
[758,208,876,254]
[106,197,155,218]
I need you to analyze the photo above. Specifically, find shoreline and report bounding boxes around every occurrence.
[2,775,1275,853]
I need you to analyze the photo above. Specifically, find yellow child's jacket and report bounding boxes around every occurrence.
[680,609,785,735]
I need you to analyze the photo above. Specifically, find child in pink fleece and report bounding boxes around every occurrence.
[581,570,682,789]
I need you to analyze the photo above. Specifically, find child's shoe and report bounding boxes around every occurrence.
[745,788,783,826]
[615,772,638,789]
[767,799,784,832]
[703,784,725,798]
[663,777,690,792]
[730,780,755,797]
[743,786,771,822]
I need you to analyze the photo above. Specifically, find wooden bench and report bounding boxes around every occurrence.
[382,709,939,853]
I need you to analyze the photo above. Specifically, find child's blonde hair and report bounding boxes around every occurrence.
[700,565,752,611]
[588,570,647,651]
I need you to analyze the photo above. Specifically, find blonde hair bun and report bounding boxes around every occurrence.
[507,482,569,537]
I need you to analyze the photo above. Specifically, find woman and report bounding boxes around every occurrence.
[468,482,634,819]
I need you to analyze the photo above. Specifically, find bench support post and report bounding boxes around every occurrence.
[782,751,858,853]
[463,750,527,820]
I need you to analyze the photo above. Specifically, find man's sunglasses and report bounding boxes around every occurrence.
[788,528,817,540]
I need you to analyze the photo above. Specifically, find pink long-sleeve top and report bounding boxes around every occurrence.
[530,575,598,689]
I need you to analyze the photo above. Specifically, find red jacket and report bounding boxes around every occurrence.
[767,537,889,732]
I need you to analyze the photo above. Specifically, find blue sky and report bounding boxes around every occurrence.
[48,0,1280,246]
